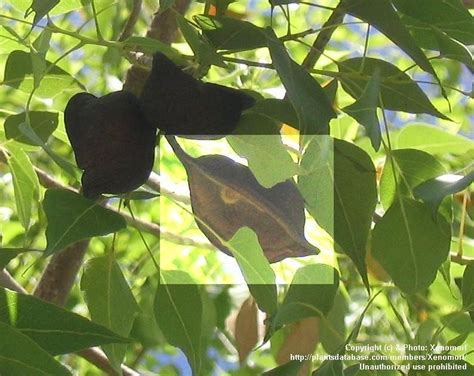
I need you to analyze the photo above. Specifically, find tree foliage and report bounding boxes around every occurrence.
[0,0,473,374]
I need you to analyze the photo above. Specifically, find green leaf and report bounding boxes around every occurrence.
[0,321,71,375]
[227,227,278,314]
[227,135,299,188]
[81,256,139,371]
[3,50,83,97]
[0,248,41,269]
[233,111,281,134]
[4,111,58,145]
[396,124,474,155]
[320,292,348,354]
[194,15,266,51]
[130,278,162,347]
[30,28,51,89]
[414,171,474,215]
[312,360,343,376]
[379,149,446,209]
[25,0,60,27]
[300,139,376,289]
[298,136,334,237]
[341,0,437,78]
[154,270,202,375]
[265,28,336,134]
[175,14,226,68]
[431,27,473,69]
[462,265,474,314]
[342,68,381,151]
[43,189,126,255]
[372,198,451,294]
[159,0,175,11]
[0,288,129,355]
[5,144,40,230]
[263,360,304,376]
[339,57,449,120]
[393,0,474,45]
[272,264,339,327]
[249,98,299,130]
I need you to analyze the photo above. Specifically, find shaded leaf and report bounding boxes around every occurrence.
[0,248,41,269]
[342,68,381,150]
[175,14,226,68]
[81,256,139,371]
[312,360,343,376]
[25,0,60,27]
[300,138,376,289]
[339,57,448,120]
[4,111,58,145]
[462,264,474,313]
[263,360,304,376]
[5,144,40,230]
[414,171,474,215]
[154,270,202,374]
[393,0,474,45]
[122,36,180,56]
[227,134,300,188]
[0,288,129,355]
[249,98,299,129]
[341,0,437,77]
[372,198,451,294]
[379,149,446,209]
[0,321,71,375]
[194,15,266,51]
[168,136,318,264]
[43,188,126,255]
[272,264,339,328]
[431,27,473,69]
[265,28,336,134]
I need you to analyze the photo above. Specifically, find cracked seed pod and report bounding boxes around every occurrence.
[167,136,318,263]
[64,90,156,199]
[139,52,255,139]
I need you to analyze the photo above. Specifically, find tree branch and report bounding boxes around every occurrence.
[118,0,143,41]
[302,1,345,70]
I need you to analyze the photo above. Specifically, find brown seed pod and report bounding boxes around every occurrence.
[64,90,156,199]
[139,52,255,139]
[167,136,318,263]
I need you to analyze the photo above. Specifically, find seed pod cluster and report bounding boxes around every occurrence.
[167,136,318,263]
[64,91,156,199]
[64,52,255,197]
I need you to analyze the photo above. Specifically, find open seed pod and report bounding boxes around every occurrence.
[64,90,156,199]
[167,136,318,263]
[139,52,255,139]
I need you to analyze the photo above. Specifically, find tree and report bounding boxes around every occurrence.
[0,0,473,375]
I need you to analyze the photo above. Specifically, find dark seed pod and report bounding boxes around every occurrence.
[64,90,156,199]
[167,136,318,263]
[139,52,256,139]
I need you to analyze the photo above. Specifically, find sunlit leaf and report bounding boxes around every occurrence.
[154,270,202,374]
[81,256,139,371]
[5,144,39,230]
